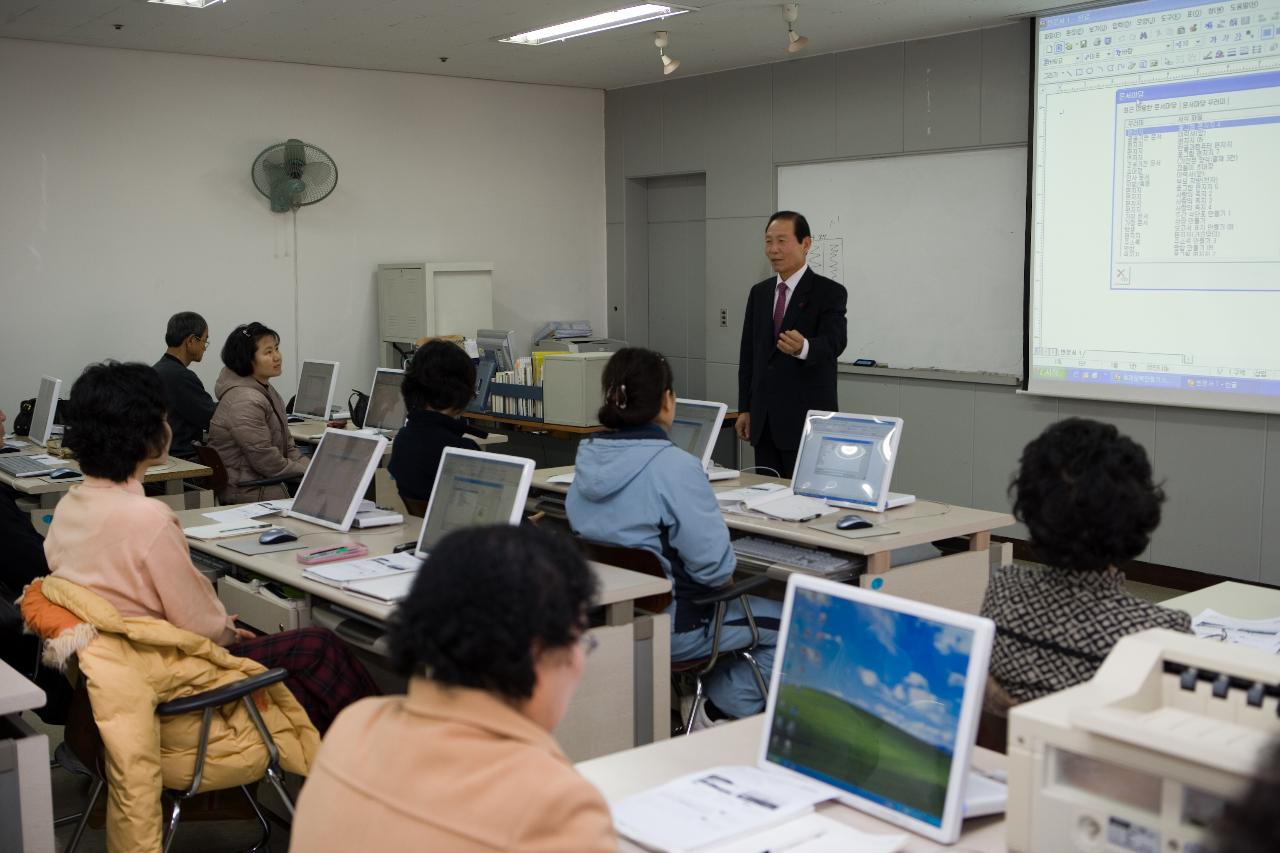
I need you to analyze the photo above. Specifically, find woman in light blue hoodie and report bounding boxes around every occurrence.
[566,348,781,723]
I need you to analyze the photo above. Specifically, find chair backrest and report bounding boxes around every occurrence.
[579,540,672,614]
[976,675,1017,754]
[194,443,229,498]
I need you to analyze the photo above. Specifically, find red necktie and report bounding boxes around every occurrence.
[772,281,788,339]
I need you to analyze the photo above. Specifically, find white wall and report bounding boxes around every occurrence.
[0,38,605,413]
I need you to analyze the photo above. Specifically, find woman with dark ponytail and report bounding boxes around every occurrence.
[566,348,780,726]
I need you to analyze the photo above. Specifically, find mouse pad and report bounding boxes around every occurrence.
[806,517,899,541]
[219,539,309,556]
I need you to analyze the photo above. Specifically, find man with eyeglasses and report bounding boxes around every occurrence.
[152,311,216,460]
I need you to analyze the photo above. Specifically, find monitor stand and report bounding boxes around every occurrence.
[963,770,1007,818]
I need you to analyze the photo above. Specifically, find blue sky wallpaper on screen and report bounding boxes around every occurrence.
[782,589,973,752]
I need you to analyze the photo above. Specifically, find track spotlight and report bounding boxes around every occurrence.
[783,3,809,53]
[655,30,680,75]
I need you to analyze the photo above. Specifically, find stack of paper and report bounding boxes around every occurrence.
[302,553,419,603]
[612,765,834,853]
[1191,609,1280,653]
[715,483,837,522]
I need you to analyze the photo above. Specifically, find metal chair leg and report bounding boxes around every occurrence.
[240,784,273,853]
[263,765,295,818]
[63,776,104,853]
[161,797,184,853]
[683,676,705,736]
[739,650,769,701]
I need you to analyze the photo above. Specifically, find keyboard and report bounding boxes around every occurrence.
[0,456,57,478]
[732,536,857,576]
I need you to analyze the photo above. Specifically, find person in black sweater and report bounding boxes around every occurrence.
[388,341,479,517]
[152,311,217,460]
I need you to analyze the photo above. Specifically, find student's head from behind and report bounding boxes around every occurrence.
[598,347,675,431]
[64,361,171,482]
[221,322,282,382]
[402,340,475,415]
[389,525,598,731]
[1012,417,1163,573]
[765,210,812,279]
[164,311,210,363]
[1213,738,1280,853]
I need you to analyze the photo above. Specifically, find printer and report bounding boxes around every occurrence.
[1007,629,1280,853]
[533,337,626,354]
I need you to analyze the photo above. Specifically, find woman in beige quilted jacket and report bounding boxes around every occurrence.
[208,321,308,504]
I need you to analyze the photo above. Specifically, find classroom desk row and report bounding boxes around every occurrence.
[0,441,211,509]
[533,468,1015,615]
[288,419,509,449]
[173,506,672,761]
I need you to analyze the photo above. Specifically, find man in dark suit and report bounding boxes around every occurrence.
[736,211,847,478]
[152,311,216,460]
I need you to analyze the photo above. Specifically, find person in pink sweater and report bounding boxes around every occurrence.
[46,360,377,732]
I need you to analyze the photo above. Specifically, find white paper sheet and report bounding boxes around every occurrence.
[613,765,831,853]
[702,813,907,853]
[182,521,273,541]
[1192,608,1280,654]
[302,553,418,585]
[202,502,283,523]
[716,483,837,522]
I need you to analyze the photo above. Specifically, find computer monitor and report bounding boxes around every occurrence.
[285,429,387,531]
[668,399,726,470]
[294,360,340,420]
[363,368,406,432]
[760,575,995,844]
[409,446,534,558]
[791,412,903,512]
[29,376,63,447]
[476,329,516,372]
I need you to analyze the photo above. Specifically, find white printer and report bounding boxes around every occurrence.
[1007,629,1280,853]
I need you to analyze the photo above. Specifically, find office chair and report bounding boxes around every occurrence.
[579,541,771,736]
[63,667,297,853]
[194,444,302,505]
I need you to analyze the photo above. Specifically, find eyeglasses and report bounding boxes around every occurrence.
[579,633,599,656]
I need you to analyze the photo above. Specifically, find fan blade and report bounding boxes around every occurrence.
[302,161,332,187]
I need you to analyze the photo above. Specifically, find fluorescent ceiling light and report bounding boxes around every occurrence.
[148,0,226,7]
[500,4,692,46]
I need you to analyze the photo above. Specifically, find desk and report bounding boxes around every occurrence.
[576,715,1007,853]
[0,660,53,853]
[173,507,673,760]
[288,419,508,448]
[1,447,211,509]
[1163,581,1280,620]
[535,469,1014,615]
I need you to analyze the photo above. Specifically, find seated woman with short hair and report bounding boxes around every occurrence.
[981,417,1191,704]
[208,322,308,504]
[42,361,378,732]
[566,347,781,725]
[288,525,618,853]
[387,340,478,517]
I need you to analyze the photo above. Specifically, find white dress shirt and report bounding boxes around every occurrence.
[774,264,810,360]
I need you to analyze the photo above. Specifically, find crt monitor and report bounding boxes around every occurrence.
[285,429,387,531]
[412,446,534,558]
[363,368,406,431]
[294,360,339,420]
[476,329,516,372]
[791,412,903,512]
[761,574,994,844]
[668,399,727,470]
[29,376,63,448]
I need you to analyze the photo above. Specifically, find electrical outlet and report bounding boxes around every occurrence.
[719,308,728,328]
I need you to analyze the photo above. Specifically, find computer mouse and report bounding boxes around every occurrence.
[836,514,872,531]
[48,468,82,480]
[258,527,299,545]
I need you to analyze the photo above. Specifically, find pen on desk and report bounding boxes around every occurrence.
[760,827,828,853]
[220,523,271,535]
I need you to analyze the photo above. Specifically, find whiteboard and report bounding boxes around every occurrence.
[777,147,1028,376]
